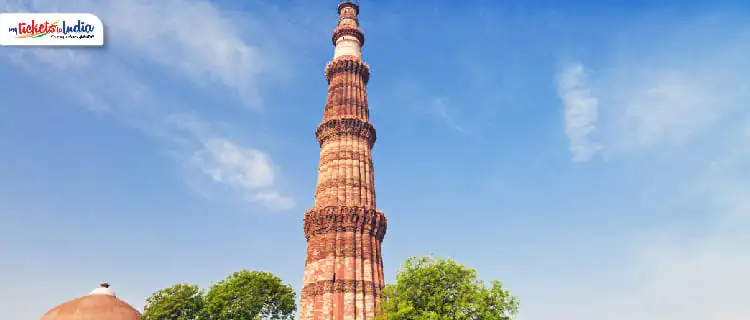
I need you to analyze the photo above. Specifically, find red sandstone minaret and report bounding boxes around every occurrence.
[300,1,387,319]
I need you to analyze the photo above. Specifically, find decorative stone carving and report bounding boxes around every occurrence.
[328,82,364,92]
[314,177,369,196]
[303,206,387,241]
[301,279,382,297]
[304,234,381,264]
[315,118,377,148]
[318,150,371,163]
[325,58,371,84]
[332,26,365,46]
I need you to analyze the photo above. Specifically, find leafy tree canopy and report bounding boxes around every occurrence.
[142,270,296,320]
[142,283,204,320]
[203,270,296,320]
[376,255,519,320]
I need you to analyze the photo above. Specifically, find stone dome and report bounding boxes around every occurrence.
[40,283,141,320]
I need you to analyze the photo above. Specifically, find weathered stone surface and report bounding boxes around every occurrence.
[325,58,371,84]
[316,118,376,149]
[301,280,383,296]
[300,2,386,320]
[303,206,387,241]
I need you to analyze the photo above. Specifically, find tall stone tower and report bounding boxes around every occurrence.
[300,1,387,319]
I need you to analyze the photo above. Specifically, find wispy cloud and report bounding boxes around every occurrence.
[601,68,742,154]
[533,15,750,320]
[583,20,750,157]
[432,97,465,133]
[556,62,601,162]
[1,0,297,211]
[177,119,295,211]
[387,80,468,133]
[3,0,294,109]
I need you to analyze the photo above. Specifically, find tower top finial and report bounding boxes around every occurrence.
[338,0,359,14]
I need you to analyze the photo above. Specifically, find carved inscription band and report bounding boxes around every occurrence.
[328,82,364,92]
[305,241,384,264]
[301,279,382,297]
[315,118,377,148]
[325,59,370,84]
[303,206,387,241]
[318,150,372,163]
[328,98,367,108]
[314,179,372,195]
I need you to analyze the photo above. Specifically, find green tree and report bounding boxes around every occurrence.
[203,270,296,320]
[376,255,519,320]
[142,283,205,320]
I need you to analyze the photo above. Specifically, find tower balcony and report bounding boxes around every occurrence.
[332,26,365,46]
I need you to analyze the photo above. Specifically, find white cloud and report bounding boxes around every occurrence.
[432,97,465,133]
[556,62,602,162]
[532,16,750,320]
[2,0,288,109]
[1,0,296,210]
[585,23,750,156]
[190,137,294,211]
[523,132,750,320]
[194,139,275,190]
[536,175,750,320]
[627,227,750,319]
[601,68,743,153]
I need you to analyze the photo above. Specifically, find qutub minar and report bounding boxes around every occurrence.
[300,1,387,319]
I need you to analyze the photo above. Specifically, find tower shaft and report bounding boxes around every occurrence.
[301,2,387,320]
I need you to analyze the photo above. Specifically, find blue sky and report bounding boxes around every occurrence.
[1,0,750,319]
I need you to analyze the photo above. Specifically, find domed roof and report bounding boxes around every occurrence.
[40,283,141,320]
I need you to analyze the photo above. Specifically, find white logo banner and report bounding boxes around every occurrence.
[0,13,104,46]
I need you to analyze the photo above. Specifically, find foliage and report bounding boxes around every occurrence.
[142,270,296,320]
[142,283,205,320]
[376,255,519,320]
[203,270,297,320]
